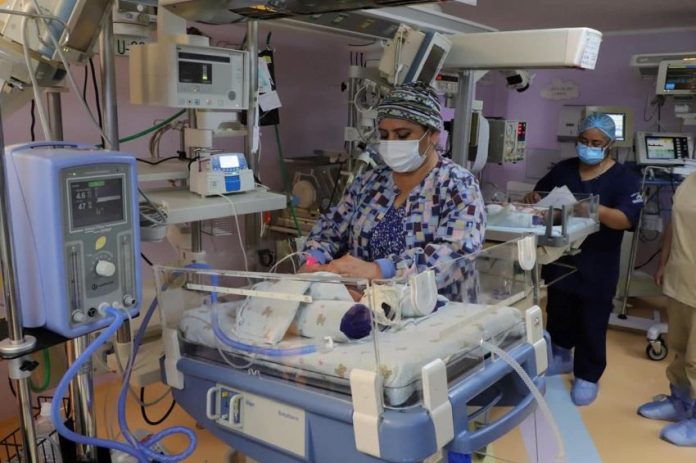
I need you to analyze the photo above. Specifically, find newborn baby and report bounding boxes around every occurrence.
[486,203,561,228]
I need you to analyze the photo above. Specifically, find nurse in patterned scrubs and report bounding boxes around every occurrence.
[301,82,486,293]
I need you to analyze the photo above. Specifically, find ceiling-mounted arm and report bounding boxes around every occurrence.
[0,0,112,120]
[444,27,603,71]
[160,0,473,22]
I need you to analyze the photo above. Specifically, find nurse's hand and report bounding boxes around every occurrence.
[654,264,666,287]
[318,255,382,280]
[297,256,321,273]
[523,191,541,204]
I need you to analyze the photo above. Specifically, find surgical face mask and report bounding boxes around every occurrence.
[378,130,431,173]
[575,142,606,166]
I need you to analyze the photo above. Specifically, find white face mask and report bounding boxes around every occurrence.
[378,130,431,173]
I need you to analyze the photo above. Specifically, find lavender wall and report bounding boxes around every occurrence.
[480,29,696,187]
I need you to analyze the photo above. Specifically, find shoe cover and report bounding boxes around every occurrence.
[638,385,692,422]
[546,343,573,376]
[571,378,598,406]
[660,418,696,446]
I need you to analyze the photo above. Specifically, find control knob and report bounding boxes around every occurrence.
[95,260,116,278]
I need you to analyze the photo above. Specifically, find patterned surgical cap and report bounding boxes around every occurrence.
[376,82,443,131]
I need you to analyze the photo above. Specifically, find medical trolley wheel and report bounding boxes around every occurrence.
[646,336,668,361]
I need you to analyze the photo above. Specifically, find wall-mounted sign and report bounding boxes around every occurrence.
[540,79,580,100]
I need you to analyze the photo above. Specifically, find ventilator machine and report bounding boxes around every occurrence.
[5,142,141,338]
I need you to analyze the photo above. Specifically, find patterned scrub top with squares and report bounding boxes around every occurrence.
[303,157,486,295]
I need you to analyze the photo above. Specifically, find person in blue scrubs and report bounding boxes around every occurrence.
[524,113,643,406]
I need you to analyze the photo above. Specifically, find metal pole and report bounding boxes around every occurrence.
[0,96,39,463]
[246,21,259,171]
[17,374,38,463]
[46,90,64,141]
[345,69,359,159]
[244,21,260,269]
[96,14,123,461]
[100,9,119,150]
[451,71,475,168]
[187,109,204,254]
[66,336,96,461]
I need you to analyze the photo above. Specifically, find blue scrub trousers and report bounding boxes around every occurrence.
[545,287,614,383]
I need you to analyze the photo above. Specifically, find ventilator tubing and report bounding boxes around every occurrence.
[481,340,565,462]
[118,298,197,463]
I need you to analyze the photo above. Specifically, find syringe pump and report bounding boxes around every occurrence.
[189,152,254,197]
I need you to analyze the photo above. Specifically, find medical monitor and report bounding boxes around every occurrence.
[635,131,694,166]
[379,25,451,86]
[584,105,634,148]
[656,60,696,95]
[406,33,451,84]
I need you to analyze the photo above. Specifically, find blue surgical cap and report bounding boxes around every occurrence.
[578,112,616,141]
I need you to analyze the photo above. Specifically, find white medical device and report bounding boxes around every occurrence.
[0,0,112,115]
[656,60,696,96]
[189,152,254,197]
[444,28,602,70]
[129,41,249,110]
[635,131,694,166]
[487,119,527,164]
[500,70,530,92]
[5,143,141,338]
[0,0,111,64]
[378,24,451,86]
[631,52,696,79]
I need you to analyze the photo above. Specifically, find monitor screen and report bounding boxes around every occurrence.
[179,61,213,85]
[70,177,125,229]
[605,113,625,141]
[663,63,696,93]
[645,136,690,161]
[416,44,446,84]
[219,155,240,169]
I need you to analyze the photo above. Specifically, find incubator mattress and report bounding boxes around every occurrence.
[178,302,525,406]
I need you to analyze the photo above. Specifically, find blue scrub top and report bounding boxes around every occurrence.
[535,158,643,299]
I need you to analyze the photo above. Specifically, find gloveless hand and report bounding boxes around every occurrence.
[317,255,382,280]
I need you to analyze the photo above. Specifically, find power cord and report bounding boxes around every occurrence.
[217,194,249,272]
[89,57,104,145]
[140,387,176,426]
[136,156,181,166]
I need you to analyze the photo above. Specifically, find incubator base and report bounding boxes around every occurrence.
[166,342,544,463]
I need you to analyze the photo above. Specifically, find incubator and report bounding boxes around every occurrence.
[486,191,600,250]
[154,236,551,462]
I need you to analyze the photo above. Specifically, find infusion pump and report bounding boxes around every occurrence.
[189,152,254,197]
